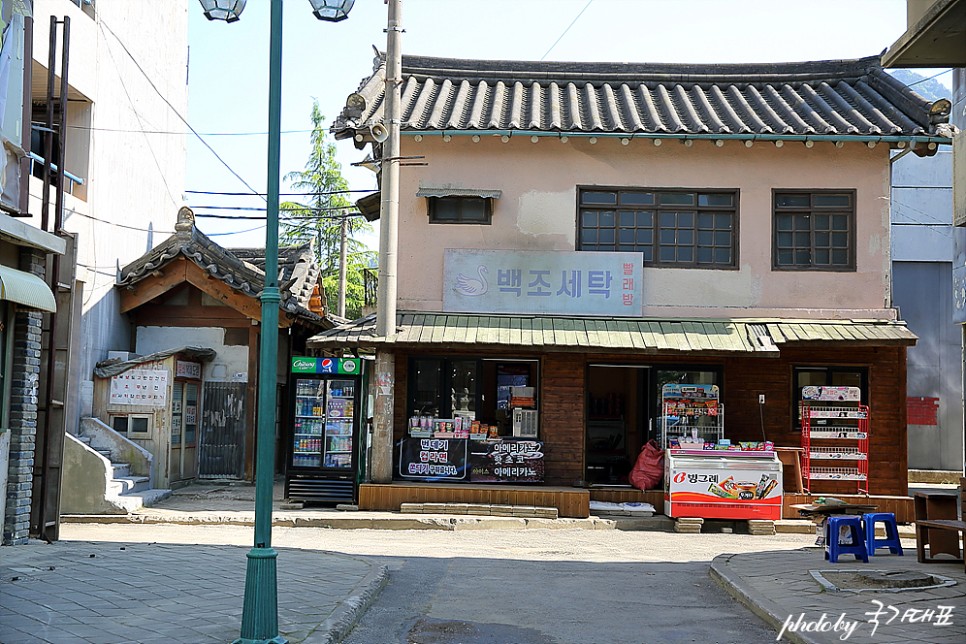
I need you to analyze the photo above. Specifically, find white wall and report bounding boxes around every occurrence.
[27,2,189,428]
[136,326,249,384]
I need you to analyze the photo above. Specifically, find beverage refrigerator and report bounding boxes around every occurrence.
[285,356,366,504]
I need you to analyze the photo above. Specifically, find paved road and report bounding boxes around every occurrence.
[62,523,815,643]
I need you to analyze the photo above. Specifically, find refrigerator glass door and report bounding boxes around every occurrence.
[324,379,355,469]
[293,377,325,468]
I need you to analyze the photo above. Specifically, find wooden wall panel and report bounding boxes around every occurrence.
[783,493,914,523]
[541,353,586,486]
[359,483,590,517]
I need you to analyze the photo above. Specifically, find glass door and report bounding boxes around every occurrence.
[170,381,199,482]
[323,379,355,469]
[293,377,325,468]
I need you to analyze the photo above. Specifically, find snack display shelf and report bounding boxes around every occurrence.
[809,447,866,460]
[807,467,867,480]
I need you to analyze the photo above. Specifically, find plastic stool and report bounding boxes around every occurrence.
[825,515,869,563]
[863,512,903,556]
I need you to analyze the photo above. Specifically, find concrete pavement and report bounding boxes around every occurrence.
[5,481,962,643]
[0,540,387,644]
[712,546,966,643]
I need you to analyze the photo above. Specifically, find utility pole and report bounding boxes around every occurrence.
[372,0,402,483]
[338,215,348,317]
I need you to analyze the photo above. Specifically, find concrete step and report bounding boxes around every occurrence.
[109,475,150,496]
[112,463,130,478]
[113,488,173,513]
[97,449,113,459]
[77,435,92,445]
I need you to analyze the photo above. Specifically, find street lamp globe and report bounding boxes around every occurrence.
[199,0,247,22]
[309,0,355,22]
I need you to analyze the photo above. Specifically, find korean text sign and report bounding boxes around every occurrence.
[399,437,468,481]
[110,369,169,407]
[443,249,644,316]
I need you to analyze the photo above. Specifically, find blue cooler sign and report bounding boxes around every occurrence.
[291,357,360,375]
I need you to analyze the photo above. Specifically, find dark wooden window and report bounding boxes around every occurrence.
[773,191,855,270]
[428,196,492,224]
[578,188,737,268]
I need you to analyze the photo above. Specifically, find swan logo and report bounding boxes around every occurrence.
[454,265,488,297]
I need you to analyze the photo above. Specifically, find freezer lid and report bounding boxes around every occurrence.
[669,455,782,471]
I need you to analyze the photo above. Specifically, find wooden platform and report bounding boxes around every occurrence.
[359,482,590,518]
[588,486,663,507]
[783,493,914,523]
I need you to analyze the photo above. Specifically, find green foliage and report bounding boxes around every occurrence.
[281,100,375,319]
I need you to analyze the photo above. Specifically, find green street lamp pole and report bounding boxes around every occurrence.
[239,0,284,638]
[198,1,355,642]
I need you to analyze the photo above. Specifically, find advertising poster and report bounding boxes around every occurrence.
[399,438,468,481]
[469,440,545,483]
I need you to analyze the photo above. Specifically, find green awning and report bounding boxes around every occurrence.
[307,313,916,354]
[0,266,56,312]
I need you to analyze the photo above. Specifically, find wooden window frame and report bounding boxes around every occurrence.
[772,189,856,271]
[577,187,739,269]
[791,365,868,431]
[427,196,493,225]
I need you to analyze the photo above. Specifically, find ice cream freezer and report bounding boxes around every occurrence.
[664,450,783,520]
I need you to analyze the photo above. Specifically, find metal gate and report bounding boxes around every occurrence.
[198,381,246,479]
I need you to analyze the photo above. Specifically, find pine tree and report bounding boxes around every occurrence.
[281,100,374,319]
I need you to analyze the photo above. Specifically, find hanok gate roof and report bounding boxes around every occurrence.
[117,207,328,326]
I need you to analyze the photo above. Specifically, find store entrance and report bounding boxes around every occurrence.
[585,365,722,486]
[585,366,647,485]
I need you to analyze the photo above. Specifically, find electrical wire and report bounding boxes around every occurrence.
[185,189,375,197]
[98,18,264,202]
[540,0,594,61]
[98,21,181,211]
[60,125,315,136]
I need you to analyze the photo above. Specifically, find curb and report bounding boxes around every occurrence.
[311,560,389,644]
[59,513,624,531]
[709,552,818,644]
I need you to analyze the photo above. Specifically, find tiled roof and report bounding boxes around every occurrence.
[117,207,327,326]
[306,313,916,352]
[333,54,953,144]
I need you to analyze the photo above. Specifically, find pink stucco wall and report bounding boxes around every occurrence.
[395,136,894,320]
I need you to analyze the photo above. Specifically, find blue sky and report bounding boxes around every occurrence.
[185,0,952,248]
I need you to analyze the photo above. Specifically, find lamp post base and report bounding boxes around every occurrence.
[234,546,287,644]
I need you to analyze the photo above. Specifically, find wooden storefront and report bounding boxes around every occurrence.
[354,345,911,517]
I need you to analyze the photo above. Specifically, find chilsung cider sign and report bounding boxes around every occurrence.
[443,249,643,317]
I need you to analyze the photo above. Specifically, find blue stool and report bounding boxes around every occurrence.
[825,515,869,563]
[863,512,903,556]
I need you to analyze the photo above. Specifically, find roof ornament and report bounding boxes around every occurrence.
[175,206,196,239]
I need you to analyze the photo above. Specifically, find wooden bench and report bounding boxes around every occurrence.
[914,477,966,572]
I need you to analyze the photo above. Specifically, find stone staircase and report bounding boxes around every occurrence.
[64,431,170,514]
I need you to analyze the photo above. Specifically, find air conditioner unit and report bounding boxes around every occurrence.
[512,409,538,438]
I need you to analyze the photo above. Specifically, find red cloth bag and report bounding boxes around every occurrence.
[629,440,664,490]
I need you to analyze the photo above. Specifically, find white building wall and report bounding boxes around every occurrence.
[26,1,189,429]
[136,327,250,385]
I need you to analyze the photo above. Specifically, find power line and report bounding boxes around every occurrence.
[98,18,264,202]
[540,0,594,61]
[193,204,360,212]
[185,189,376,197]
[61,125,315,136]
